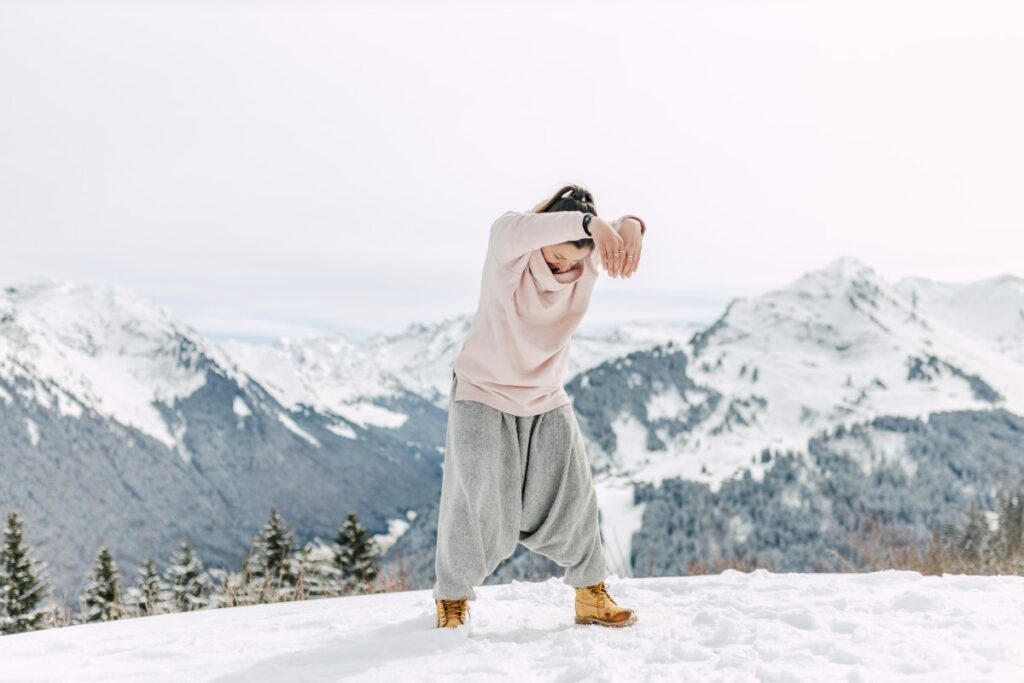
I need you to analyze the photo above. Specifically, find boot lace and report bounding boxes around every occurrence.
[440,598,467,624]
[583,581,613,604]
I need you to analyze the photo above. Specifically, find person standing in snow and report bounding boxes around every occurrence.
[433,185,645,629]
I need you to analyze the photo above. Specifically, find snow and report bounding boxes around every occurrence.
[24,417,40,447]
[607,411,652,473]
[896,274,1024,364]
[371,517,412,555]
[593,477,646,578]
[645,383,690,421]
[332,402,408,430]
[231,396,251,418]
[276,412,321,448]
[221,337,412,429]
[827,430,915,478]
[324,421,357,439]
[0,278,241,454]
[3,570,1022,682]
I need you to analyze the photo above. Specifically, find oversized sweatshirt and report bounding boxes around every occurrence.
[452,209,645,416]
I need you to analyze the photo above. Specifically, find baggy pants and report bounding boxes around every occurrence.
[432,372,609,600]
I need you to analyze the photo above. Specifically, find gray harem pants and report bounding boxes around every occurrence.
[432,371,609,600]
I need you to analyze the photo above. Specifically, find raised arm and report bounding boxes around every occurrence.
[489,209,590,264]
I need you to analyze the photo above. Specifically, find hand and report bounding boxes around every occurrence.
[588,217,628,277]
[615,218,643,278]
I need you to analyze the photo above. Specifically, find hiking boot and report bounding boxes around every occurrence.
[574,581,637,627]
[435,597,470,629]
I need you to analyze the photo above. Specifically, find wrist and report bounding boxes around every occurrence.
[621,215,646,236]
[582,212,594,236]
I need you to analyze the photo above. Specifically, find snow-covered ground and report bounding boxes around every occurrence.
[3,570,1022,682]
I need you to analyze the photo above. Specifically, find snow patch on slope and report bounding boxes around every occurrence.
[277,412,320,448]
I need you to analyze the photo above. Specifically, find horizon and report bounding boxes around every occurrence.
[5,253,1021,346]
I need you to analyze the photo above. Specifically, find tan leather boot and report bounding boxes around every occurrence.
[435,598,470,629]
[574,581,637,627]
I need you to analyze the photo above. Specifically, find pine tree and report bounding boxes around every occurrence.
[956,504,992,570]
[213,549,263,607]
[995,487,1023,568]
[42,589,71,629]
[1,511,51,634]
[81,545,125,622]
[333,511,380,594]
[125,557,166,617]
[165,539,210,612]
[294,542,342,599]
[249,508,297,588]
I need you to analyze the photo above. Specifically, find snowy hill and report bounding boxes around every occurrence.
[0,278,239,454]
[2,570,1022,682]
[896,273,1024,364]
[0,279,444,599]
[576,256,1024,488]
[219,316,694,417]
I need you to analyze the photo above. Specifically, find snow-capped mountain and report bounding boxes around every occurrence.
[218,317,699,420]
[0,278,444,599]
[896,273,1024,364]
[0,278,238,457]
[572,256,1024,488]
[219,316,474,422]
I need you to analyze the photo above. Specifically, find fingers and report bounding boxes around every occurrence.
[625,241,641,277]
[620,238,641,278]
[601,234,623,276]
[610,238,625,277]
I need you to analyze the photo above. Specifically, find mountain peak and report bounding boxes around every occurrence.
[768,256,890,304]
[3,275,70,300]
[3,277,177,325]
[815,255,880,283]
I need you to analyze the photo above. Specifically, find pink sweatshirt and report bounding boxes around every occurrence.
[452,209,645,416]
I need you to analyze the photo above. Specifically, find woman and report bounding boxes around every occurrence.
[433,185,646,630]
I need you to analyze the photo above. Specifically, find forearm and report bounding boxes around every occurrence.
[490,209,589,263]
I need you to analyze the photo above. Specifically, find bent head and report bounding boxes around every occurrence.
[532,184,597,273]
[541,241,593,274]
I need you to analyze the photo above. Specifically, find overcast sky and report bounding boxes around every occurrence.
[2,0,1021,343]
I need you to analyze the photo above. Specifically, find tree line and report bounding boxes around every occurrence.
[0,507,383,636]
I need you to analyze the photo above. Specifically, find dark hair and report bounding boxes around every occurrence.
[535,184,596,251]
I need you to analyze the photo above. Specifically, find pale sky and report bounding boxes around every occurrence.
[2,0,1022,343]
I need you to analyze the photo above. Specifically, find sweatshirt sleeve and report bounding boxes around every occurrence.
[489,209,589,264]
